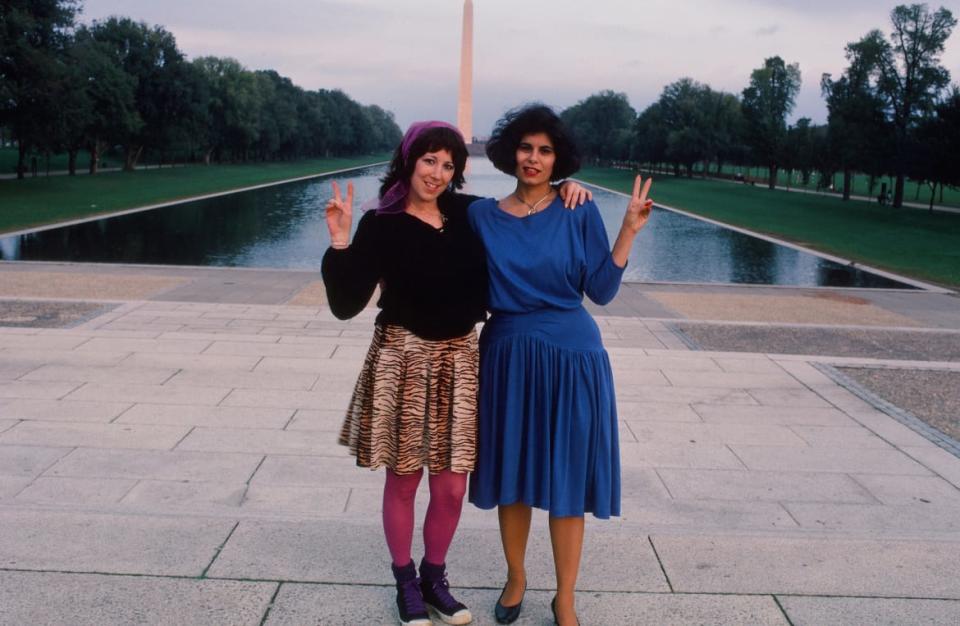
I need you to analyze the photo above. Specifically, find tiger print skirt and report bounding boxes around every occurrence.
[338,324,479,475]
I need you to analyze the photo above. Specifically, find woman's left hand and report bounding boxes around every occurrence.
[557,180,593,209]
[623,175,654,235]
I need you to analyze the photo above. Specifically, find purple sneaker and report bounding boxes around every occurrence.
[392,561,431,626]
[419,559,472,625]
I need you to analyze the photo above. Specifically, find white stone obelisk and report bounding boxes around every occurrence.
[457,0,473,144]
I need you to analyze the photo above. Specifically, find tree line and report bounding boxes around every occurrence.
[560,4,957,209]
[0,0,403,178]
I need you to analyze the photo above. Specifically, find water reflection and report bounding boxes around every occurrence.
[0,158,915,289]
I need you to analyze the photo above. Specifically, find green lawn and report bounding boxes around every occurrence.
[578,166,960,288]
[687,162,960,208]
[0,155,388,234]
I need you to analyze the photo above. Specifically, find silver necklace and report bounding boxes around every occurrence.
[515,190,553,216]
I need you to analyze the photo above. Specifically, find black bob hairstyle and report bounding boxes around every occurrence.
[485,104,581,181]
[379,126,469,198]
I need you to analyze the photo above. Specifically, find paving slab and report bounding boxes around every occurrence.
[849,474,960,506]
[120,479,248,512]
[0,398,132,422]
[729,445,934,474]
[627,422,807,446]
[284,409,345,431]
[211,519,669,592]
[617,401,704,422]
[166,369,319,391]
[14,476,137,506]
[220,388,352,410]
[176,427,344,456]
[64,382,232,406]
[116,403,294,429]
[120,352,262,371]
[0,475,32,499]
[787,425,893,448]
[777,595,960,626]
[902,446,960,487]
[0,444,72,478]
[0,571,276,626]
[783,502,960,533]
[0,421,191,450]
[249,455,382,488]
[652,535,960,598]
[0,509,235,576]
[45,448,262,482]
[20,364,177,385]
[619,442,746,470]
[657,468,876,503]
[691,404,857,426]
[0,347,131,367]
[0,380,80,400]
[266,584,789,626]
[619,497,797,530]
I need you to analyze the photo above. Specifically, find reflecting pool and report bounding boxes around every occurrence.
[0,158,916,289]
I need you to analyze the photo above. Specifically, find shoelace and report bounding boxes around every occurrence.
[399,577,427,613]
[427,574,461,610]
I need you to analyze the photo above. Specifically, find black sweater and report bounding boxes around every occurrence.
[321,192,488,340]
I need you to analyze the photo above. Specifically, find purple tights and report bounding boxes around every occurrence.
[382,468,467,566]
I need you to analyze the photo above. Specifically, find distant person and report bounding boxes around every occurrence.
[467,104,654,626]
[322,120,591,626]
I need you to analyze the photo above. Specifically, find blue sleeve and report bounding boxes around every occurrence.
[582,202,624,305]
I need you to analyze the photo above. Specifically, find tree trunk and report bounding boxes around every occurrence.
[68,149,78,176]
[89,140,102,174]
[893,173,905,208]
[842,170,852,201]
[768,164,778,190]
[124,145,143,171]
[16,142,27,180]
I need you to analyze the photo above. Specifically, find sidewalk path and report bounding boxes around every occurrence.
[0,262,958,625]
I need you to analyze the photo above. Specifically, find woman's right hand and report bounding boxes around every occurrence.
[325,180,354,248]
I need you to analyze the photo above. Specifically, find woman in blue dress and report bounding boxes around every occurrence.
[467,105,653,626]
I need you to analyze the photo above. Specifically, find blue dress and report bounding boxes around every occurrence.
[467,196,624,519]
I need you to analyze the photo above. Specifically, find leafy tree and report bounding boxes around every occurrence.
[741,56,801,189]
[0,0,80,178]
[633,103,668,173]
[88,17,192,170]
[561,90,636,163]
[855,4,956,207]
[911,87,960,209]
[821,36,892,201]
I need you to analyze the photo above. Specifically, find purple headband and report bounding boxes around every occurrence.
[375,120,464,214]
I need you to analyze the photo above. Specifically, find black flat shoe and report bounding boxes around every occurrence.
[494,580,525,624]
[551,596,580,626]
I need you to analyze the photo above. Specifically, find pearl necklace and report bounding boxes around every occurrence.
[515,189,553,216]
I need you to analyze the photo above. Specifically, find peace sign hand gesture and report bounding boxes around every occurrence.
[325,180,354,248]
[622,175,654,235]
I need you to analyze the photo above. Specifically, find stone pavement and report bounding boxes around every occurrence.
[1,261,959,625]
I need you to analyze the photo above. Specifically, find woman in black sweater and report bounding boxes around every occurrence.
[322,121,588,626]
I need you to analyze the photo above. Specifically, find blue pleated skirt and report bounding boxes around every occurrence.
[468,306,620,519]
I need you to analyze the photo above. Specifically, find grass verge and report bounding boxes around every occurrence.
[577,166,960,288]
[0,155,388,234]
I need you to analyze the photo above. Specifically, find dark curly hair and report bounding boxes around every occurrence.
[485,104,581,181]
[379,127,468,198]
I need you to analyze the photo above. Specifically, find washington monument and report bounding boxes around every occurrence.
[457,0,473,143]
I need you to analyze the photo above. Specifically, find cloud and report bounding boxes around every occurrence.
[755,25,781,36]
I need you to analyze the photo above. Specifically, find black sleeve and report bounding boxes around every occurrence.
[321,211,380,320]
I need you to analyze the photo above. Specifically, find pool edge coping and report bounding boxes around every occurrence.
[575,178,954,295]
